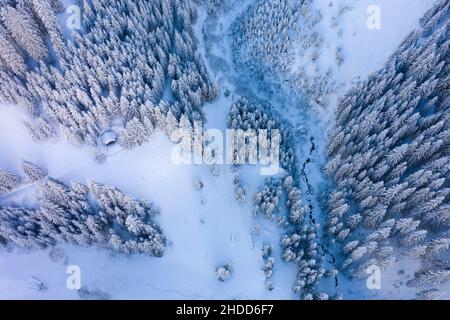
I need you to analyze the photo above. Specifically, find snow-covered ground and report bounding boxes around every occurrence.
[290,0,436,118]
[0,0,443,300]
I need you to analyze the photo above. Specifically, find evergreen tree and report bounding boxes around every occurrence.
[0,169,22,193]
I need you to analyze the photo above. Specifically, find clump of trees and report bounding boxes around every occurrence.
[261,244,275,290]
[281,224,326,299]
[0,160,49,193]
[230,0,340,107]
[0,167,166,256]
[231,0,295,76]
[0,169,22,193]
[252,178,282,219]
[227,97,297,175]
[0,0,218,150]
[21,160,48,182]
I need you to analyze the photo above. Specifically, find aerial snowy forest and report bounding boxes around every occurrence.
[0,0,449,300]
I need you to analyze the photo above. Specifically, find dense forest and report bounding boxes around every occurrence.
[325,0,450,291]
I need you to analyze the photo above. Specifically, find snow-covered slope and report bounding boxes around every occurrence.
[291,0,435,88]
[0,104,296,299]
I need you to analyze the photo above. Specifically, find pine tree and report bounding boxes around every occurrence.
[233,176,247,205]
[21,160,48,182]
[0,169,22,193]
[0,25,26,73]
[29,0,65,58]
[1,5,48,60]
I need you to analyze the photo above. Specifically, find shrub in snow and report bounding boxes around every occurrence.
[265,280,274,291]
[48,248,68,265]
[0,174,166,256]
[335,46,344,66]
[216,262,233,282]
[93,148,107,164]
[193,179,204,191]
[233,176,246,205]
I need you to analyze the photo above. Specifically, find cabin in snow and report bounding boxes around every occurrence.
[101,131,117,147]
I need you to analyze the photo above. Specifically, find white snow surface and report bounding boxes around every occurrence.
[0,0,442,299]
[290,0,436,118]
